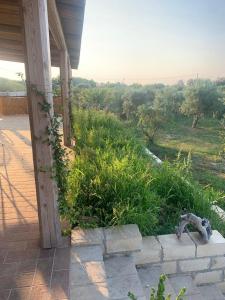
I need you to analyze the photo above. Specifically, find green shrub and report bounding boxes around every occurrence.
[67,109,225,236]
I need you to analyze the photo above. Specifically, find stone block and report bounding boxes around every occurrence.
[189,230,225,257]
[71,245,103,263]
[70,261,106,286]
[211,256,225,269]
[161,261,177,274]
[134,236,161,265]
[194,270,223,285]
[179,258,210,272]
[104,224,142,254]
[198,285,225,300]
[70,282,109,300]
[169,275,200,296]
[71,227,104,247]
[183,295,204,300]
[104,255,137,278]
[158,233,195,261]
[216,281,225,294]
[108,274,144,299]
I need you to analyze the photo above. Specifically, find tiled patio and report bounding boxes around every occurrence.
[0,116,70,300]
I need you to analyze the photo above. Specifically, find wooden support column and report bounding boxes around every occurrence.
[22,0,62,248]
[60,51,72,146]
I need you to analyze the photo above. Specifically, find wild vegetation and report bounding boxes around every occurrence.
[65,108,225,236]
[68,77,225,194]
[2,76,225,235]
[0,77,25,92]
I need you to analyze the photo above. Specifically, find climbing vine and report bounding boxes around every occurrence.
[17,72,70,215]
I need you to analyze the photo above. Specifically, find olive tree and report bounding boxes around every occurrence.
[137,104,164,146]
[181,83,222,128]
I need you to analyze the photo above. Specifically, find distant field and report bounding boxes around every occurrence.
[150,117,225,193]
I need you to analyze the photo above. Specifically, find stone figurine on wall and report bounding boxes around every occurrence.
[176,213,212,243]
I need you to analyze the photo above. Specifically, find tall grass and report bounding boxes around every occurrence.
[66,109,225,236]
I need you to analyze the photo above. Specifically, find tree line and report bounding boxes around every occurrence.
[54,77,225,146]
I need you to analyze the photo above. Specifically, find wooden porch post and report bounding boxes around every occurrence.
[60,51,72,146]
[22,0,62,248]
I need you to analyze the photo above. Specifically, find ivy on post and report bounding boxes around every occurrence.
[22,0,62,248]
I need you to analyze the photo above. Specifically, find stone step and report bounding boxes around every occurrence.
[168,275,203,299]
[137,265,177,299]
[198,285,225,300]
[104,255,146,300]
[70,244,109,300]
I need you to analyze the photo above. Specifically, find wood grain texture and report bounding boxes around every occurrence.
[60,50,72,146]
[0,0,85,68]
[22,0,62,248]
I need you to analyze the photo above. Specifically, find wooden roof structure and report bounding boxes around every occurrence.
[0,0,85,68]
[0,0,86,248]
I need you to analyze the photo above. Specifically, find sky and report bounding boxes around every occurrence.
[1,0,225,84]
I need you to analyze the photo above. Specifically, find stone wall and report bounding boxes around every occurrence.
[134,230,225,286]
[0,96,63,115]
[71,226,225,287]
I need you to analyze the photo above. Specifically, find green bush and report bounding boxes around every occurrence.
[66,109,225,236]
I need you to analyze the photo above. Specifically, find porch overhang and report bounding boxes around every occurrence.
[0,0,85,69]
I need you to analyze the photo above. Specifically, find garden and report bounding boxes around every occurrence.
[60,108,225,236]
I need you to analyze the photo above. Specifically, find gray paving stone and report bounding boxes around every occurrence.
[104,255,137,278]
[104,224,142,254]
[70,261,106,286]
[134,236,161,265]
[70,282,110,300]
[169,275,200,296]
[108,274,144,299]
[137,266,176,299]
[71,227,104,247]
[194,270,223,285]
[198,285,225,300]
[183,294,204,300]
[158,233,195,260]
[71,245,103,263]
[115,297,146,300]
[189,230,225,257]
[179,258,210,272]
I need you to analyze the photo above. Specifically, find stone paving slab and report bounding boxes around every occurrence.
[158,233,195,260]
[190,230,225,257]
[134,236,161,265]
[104,255,137,279]
[169,275,200,296]
[107,274,145,299]
[104,224,142,254]
[71,227,104,247]
[137,265,176,299]
[71,245,103,263]
[198,285,225,300]
[70,261,107,286]
[70,282,110,300]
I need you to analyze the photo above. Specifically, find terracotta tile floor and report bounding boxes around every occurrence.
[0,116,70,300]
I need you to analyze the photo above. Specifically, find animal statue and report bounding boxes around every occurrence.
[176,213,212,243]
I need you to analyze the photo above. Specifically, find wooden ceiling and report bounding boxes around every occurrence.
[0,0,85,69]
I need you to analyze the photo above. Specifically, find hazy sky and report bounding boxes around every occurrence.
[1,0,225,84]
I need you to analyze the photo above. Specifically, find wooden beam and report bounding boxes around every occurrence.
[60,50,71,146]
[0,24,22,41]
[0,38,23,51]
[22,0,62,248]
[47,0,67,50]
[0,12,21,26]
